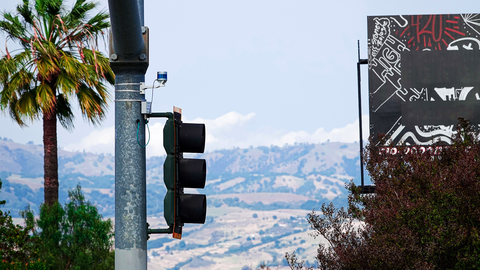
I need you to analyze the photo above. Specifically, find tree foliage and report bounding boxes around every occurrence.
[32,185,115,269]
[0,0,114,205]
[287,119,480,270]
[0,181,114,269]
[0,179,46,269]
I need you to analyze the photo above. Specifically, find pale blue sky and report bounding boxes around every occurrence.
[0,0,477,156]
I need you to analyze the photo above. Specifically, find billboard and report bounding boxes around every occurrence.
[368,14,480,146]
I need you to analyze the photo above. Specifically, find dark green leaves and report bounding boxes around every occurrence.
[287,120,480,270]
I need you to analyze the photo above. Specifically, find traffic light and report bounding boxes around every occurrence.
[163,107,207,239]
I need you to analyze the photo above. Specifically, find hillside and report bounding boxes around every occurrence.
[0,137,366,269]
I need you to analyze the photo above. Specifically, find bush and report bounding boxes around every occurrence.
[287,119,480,270]
[33,185,115,269]
[0,181,114,270]
[0,179,47,269]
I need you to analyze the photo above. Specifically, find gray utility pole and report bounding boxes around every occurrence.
[108,0,149,269]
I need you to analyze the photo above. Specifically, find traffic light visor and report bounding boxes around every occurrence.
[179,123,205,153]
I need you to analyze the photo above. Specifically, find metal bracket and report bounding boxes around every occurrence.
[147,112,173,119]
[140,81,165,95]
[148,227,174,234]
[109,27,150,73]
[147,223,174,240]
[358,59,368,65]
[360,185,376,194]
[140,82,147,95]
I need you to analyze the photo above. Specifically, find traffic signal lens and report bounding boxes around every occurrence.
[179,194,206,224]
[179,123,205,153]
[178,158,206,188]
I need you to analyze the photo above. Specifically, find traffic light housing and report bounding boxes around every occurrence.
[163,107,207,239]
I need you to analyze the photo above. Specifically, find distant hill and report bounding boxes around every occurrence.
[0,138,364,216]
[0,137,366,269]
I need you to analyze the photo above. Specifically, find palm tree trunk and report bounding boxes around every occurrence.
[43,111,58,206]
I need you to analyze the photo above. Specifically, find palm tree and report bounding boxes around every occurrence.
[0,0,114,206]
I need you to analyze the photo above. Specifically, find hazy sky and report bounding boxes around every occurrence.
[0,0,477,157]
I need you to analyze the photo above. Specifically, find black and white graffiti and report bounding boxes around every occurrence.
[368,14,480,146]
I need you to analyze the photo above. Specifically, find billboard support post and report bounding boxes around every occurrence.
[357,40,375,194]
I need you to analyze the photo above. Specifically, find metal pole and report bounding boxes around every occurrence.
[114,74,147,270]
[357,40,365,188]
[108,0,144,59]
[137,0,144,26]
[107,0,148,269]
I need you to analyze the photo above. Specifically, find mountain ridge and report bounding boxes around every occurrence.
[0,138,364,217]
[0,137,366,269]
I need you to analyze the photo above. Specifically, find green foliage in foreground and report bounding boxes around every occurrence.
[0,179,46,269]
[287,119,480,270]
[0,181,114,269]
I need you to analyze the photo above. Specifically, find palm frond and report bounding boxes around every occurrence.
[56,72,77,96]
[58,50,79,77]
[56,93,74,130]
[44,0,62,18]
[17,0,34,25]
[7,95,28,126]
[0,0,113,130]
[80,48,113,82]
[5,87,40,127]
[64,0,94,27]
[31,18,47,41]
[33,41,61,82]
[0,83,18,111]
[34,0,46,16]
[85,11,110,35]
[93,52,115,84]
[34,0,63,42]
[76,83,107,126]
[9,69,33,92]
[35,83,56,114]
[36,58,58,82]
[0,13,30,46]
[0,56,19,81]
[42,40,60,58]
[12,49,34,67]
[80,65,109,99]
[18,87,40,117]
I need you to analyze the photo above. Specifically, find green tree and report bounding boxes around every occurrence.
[287,119,480,270]
[0,178,47,269]
[0,0,114,206]
[28,185,114,269]
[0,180,114,269]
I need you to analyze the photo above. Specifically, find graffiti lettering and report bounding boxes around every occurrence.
[378,146,446,156]
[411,15,443,44]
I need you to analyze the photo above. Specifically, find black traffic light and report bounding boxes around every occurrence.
[163,107,207,239]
